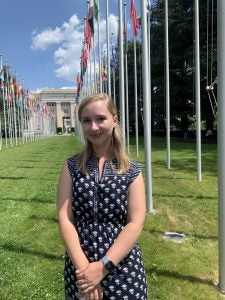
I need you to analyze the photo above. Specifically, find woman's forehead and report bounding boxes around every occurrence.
[82,100,109,114]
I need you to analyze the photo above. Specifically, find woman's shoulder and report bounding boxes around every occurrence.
[124,159,143,185]
[67,155,80,174]
[126,159,143,172]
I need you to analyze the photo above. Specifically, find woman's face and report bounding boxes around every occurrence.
[80,100,117,148]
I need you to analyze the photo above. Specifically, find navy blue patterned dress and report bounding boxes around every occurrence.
[64,156,148,299]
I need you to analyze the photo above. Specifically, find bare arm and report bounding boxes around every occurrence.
[57,160,89,269]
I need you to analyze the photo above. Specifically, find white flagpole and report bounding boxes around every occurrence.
[106,0,111,96]
[141,0,153,212]
[194,0,202,181]
[124,3,130,153]
[0,55,7,149]
[165,0,171,169]
[12,70,18,146]
[118,0,125,144]
[217,0,225,293]
[97,4,102,93]
[111,33,116,104]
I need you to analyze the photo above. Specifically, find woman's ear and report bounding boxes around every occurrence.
[113,115,118,127]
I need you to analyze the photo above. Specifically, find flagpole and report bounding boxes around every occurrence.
[218,0,225,293]
[133,37,139,157]
[141,0,153,213]
[12,69,18,146]
[0,55,7,148]
[130,0,140,157]
[124,2,130,153]
[118,0,126,144]
[106,0,111,96]
[93,34,97,93]
[97,5,102,93]
[111,33,116,104]
[5,62,12,146]
[19,75,25,144]
[165,0,171,169]
[194,0,202,181]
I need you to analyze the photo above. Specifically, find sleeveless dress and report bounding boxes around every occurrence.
[64,156,148,300]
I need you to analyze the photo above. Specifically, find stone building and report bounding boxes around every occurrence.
[39,89,77,134]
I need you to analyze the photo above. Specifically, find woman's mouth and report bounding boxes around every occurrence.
[90,132,102,138]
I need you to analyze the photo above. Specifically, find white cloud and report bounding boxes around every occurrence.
[31,13,119,85]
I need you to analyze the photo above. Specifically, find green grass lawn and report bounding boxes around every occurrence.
[0,135,222,299]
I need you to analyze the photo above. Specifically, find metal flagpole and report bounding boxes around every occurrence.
[12,70,18,146]
[124,3,130,153]
[141,0,153,212]
[93,33,97,93]
[194,0,202,181]
[118,0,125,143]
[106,0,111,96]
[217,0,225,293]
[111,34,116,104]
[132,39,138,158]
[133,38,139,157]
[97,5,102,93]
[89,50,92,94]
[165,0,171,169]
[0,54,7,148]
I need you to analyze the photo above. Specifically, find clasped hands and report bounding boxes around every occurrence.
[76,261,106,300]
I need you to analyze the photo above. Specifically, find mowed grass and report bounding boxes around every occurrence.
[0,135,222,299]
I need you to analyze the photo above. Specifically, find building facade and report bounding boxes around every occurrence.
[39,89,77,134]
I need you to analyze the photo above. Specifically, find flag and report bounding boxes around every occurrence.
[130,0,139,37]
[85,14,92,49]
[80,47,88,80]
[88,0,94,36]
[94,0,99,20]
[76,72,81,85]
[0,65,4,89]
[102,56,107,81]
[110,46,116,71]
[82,47,88,69]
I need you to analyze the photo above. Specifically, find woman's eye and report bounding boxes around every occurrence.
[83,119,90,123]
[98,117,106,122]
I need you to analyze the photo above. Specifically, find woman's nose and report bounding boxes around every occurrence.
[90,121,99,130]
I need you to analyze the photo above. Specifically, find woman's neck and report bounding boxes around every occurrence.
[92,146,114,161]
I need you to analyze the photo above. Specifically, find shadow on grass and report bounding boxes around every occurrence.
[1,196,55,204]
[29,214,57,223]
[152,175,194,181]
[0,176,28,180]
[147,267,214,287]
[143,228,217,241]
[153,193,217,200]
[0,242,63,261]
[18,166,34,169]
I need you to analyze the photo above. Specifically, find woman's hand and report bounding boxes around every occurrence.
[76,261,105,293]
[88,284,104,300]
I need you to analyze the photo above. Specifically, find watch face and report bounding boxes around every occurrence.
[105,260,115,271]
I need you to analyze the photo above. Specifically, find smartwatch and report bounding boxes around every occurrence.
[101,255,116,272]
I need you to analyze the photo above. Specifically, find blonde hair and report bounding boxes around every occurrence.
[77,93,130,174]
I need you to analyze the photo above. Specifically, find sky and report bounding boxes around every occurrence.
[0,0,140,92]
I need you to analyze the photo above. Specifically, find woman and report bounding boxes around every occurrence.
[57,93,147,299]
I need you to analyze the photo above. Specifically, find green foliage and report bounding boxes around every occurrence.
[114,1,217,134]
[0,136,221,299]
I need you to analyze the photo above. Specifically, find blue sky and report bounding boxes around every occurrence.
[0,0,140,92]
